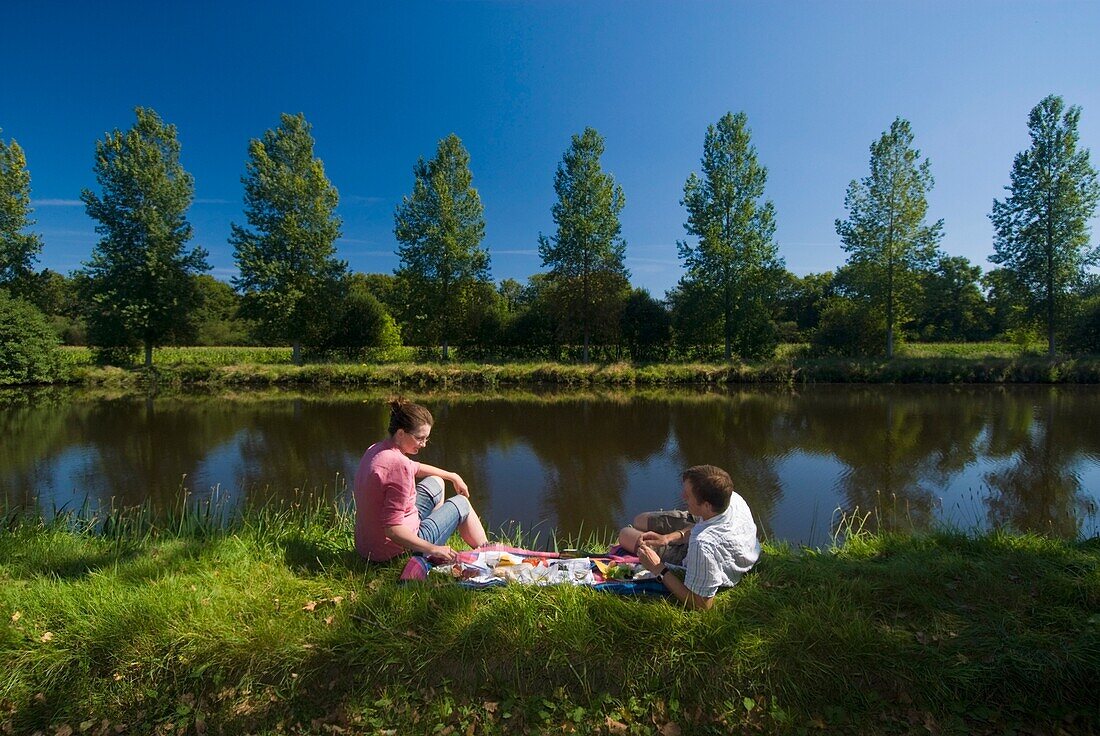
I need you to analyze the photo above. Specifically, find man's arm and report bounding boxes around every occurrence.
[636,541,714,610]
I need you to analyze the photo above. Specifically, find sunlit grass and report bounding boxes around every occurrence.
[1,501,1097,734]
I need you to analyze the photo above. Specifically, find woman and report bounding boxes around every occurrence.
[354,399,488,562]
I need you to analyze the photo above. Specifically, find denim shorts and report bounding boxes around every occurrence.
[413,476,471,545]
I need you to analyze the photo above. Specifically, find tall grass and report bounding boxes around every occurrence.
[2,500,1097,735]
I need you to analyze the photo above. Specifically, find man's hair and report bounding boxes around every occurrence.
[682,464,734,513]
[387,398,433,435]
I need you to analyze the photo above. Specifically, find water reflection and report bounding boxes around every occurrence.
[1,385,1097,544]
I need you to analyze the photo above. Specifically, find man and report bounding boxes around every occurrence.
[618,464,760,610]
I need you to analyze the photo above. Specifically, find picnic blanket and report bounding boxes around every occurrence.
[399,543,669,596]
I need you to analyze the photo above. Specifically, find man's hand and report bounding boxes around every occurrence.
[640,530,673,546]
[636,541,662,573]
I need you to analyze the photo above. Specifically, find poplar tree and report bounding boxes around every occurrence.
[231,113,345,364]
[80,107,208,367]
[679,112,784,361]
[835,117,942,358]
[394,133,489,360]
[990,94,1100,358]
[538,127,628,363]
[0,132,43,298]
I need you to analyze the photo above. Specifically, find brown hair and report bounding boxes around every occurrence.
[387,398,433,436]
[682,464,734,513]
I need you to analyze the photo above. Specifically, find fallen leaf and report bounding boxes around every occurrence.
[606,717,628,734]
[324,616,334,626]
[331,596,344,605]
[80,721,95,733]
[483,701,498,713]
[660,723,682,736]
[40,632,54,643]
[302,601,318,612]
[54,726,73,736]
[10,612,21,623]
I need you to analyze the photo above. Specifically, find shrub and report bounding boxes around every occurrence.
[1064,296,1100,354]
[810,298,887,357]
[0,289,61,384]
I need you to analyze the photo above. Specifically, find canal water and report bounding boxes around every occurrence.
[2,385,1098,546]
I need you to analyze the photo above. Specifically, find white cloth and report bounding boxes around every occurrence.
[683,492,761,598]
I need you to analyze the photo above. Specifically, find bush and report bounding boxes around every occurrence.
[1064,296,1100,354]
[810,298,887,357]
[0,289,61,384]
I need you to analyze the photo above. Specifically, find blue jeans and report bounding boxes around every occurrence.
[414,476,471,545]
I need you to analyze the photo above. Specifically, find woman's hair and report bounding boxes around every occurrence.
[388,398,433,436]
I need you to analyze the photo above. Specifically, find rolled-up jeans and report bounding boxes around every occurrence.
[413,476,471,546]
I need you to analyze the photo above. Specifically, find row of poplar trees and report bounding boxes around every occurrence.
[1,94,1097,363]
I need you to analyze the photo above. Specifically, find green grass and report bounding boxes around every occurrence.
[1,502,1097,735]
[40,343,1100,390]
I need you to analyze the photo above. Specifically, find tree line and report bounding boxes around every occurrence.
[0,94,1097,369]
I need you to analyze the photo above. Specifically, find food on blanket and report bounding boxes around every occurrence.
[494,563,534,581]
[604,563,637,580]
[522,557,545,567]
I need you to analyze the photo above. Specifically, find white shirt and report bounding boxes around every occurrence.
[682,492,761,598]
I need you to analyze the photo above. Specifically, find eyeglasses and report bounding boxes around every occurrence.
[405,431,430,446]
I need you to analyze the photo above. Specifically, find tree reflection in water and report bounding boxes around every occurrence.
[2,386,1098,544]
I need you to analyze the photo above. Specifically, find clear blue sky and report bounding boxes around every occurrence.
[5,1,1099,298]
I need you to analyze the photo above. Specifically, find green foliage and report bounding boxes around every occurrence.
[679,112,784,361]
[0,132,42,299]
[620,288,671,361]
[79,107,209,367]
[836,117,943,358]
[915,254,990,341]
[394,134,491,360]
[191,274,253,346]
[775,271,835,341]
[230,113,346,364]
[810,297,887,357]
[0,289,59,384]
[318,273,402,354]
[1063,295,1100,354]
[990,94,1100,358]
[538,127,629,363]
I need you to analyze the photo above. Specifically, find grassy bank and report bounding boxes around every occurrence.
[47,343,1100,388]
[2,504,1098,735]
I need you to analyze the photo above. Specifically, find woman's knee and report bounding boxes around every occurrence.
[419,476,445,507]
[632,513,651,531]
[448,494,472,521]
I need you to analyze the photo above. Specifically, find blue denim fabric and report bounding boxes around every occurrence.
[414,476,471,545]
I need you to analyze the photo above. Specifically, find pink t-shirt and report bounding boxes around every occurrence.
[353,437,421,561]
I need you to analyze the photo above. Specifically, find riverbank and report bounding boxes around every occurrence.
[48,344,1100,388]
[2,506,1097,735]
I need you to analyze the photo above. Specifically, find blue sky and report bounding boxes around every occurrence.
[4,1,1099,297]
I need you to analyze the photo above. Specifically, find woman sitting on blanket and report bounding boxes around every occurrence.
[354,399,488,562]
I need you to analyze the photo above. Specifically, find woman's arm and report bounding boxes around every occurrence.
[385,523,457,562]
[415,462,469,496]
